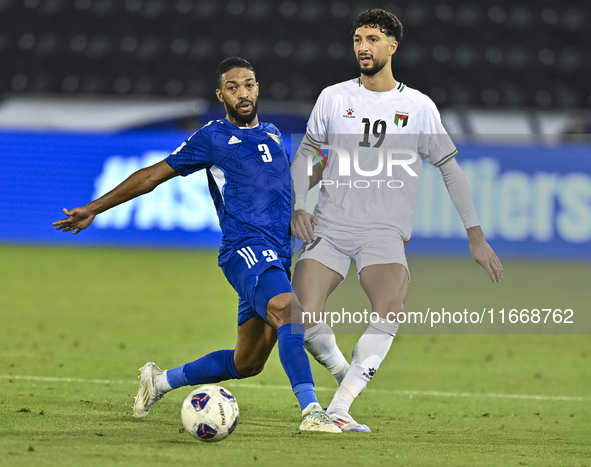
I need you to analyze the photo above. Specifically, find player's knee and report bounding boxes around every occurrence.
[266,292,292,326]
[235,359,266,378]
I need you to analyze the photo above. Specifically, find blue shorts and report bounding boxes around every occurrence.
[221,244,293,326]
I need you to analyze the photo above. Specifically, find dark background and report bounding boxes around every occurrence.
[3,0,590,110]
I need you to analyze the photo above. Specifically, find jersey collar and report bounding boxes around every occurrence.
[358,77,404,96]
[224,118,260,130]
[359,81,403,99]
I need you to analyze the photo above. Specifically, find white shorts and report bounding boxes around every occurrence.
[297,230,410,281]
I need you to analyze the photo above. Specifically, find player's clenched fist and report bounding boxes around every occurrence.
[290,209,318,243]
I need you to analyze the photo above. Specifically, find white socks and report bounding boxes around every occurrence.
[327,319,399,415]
[155,370,172,393]
[304,318,400,415]
[304,322,350,386]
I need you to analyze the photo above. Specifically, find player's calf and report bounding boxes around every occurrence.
[305,321,350,386]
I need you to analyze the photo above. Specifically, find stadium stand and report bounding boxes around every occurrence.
[1,0,590,110]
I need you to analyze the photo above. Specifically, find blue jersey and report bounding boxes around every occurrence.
[165,119,292,265]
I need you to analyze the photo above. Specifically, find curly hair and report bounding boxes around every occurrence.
[352,8,403,42]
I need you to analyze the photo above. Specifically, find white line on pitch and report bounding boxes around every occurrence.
[0,375,131,385]
[1,374,589,402]
[232,383,591,402]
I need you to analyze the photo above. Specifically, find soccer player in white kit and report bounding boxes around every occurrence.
[290,9,503,432]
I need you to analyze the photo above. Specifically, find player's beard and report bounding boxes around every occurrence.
[227,99,258,125]
[358,55,388,76]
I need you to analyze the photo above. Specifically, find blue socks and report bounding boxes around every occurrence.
[166,349,242,389]
[277,323,318,410]
[165,325,319,412]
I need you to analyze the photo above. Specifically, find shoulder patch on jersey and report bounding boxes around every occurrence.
[228,135,242,145]
[267,132,281,145]
[394,111,409,128]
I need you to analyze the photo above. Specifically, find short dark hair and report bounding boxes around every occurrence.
[216,57,255,87]
[352,9,403,42]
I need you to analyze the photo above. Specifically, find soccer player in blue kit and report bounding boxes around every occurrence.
[53,57,340,433]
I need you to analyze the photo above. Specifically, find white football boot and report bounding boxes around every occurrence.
[133,362,165,418]
[327,410,371,432]
[299,402,342,433]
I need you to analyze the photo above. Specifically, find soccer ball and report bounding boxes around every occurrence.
[181,385,239,442]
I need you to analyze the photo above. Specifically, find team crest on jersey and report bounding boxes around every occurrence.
[394,111,409,128]
[267,132,281,145]
[342,108,356,119]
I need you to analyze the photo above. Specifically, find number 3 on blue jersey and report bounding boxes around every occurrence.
[258,144,272,162]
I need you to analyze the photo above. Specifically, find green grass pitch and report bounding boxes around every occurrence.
[1,245,589,466]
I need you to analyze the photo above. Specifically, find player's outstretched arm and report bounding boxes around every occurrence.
[467,226,503,283]
[53,160,179,235]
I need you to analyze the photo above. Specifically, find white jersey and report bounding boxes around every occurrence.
[296,78,457,241]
